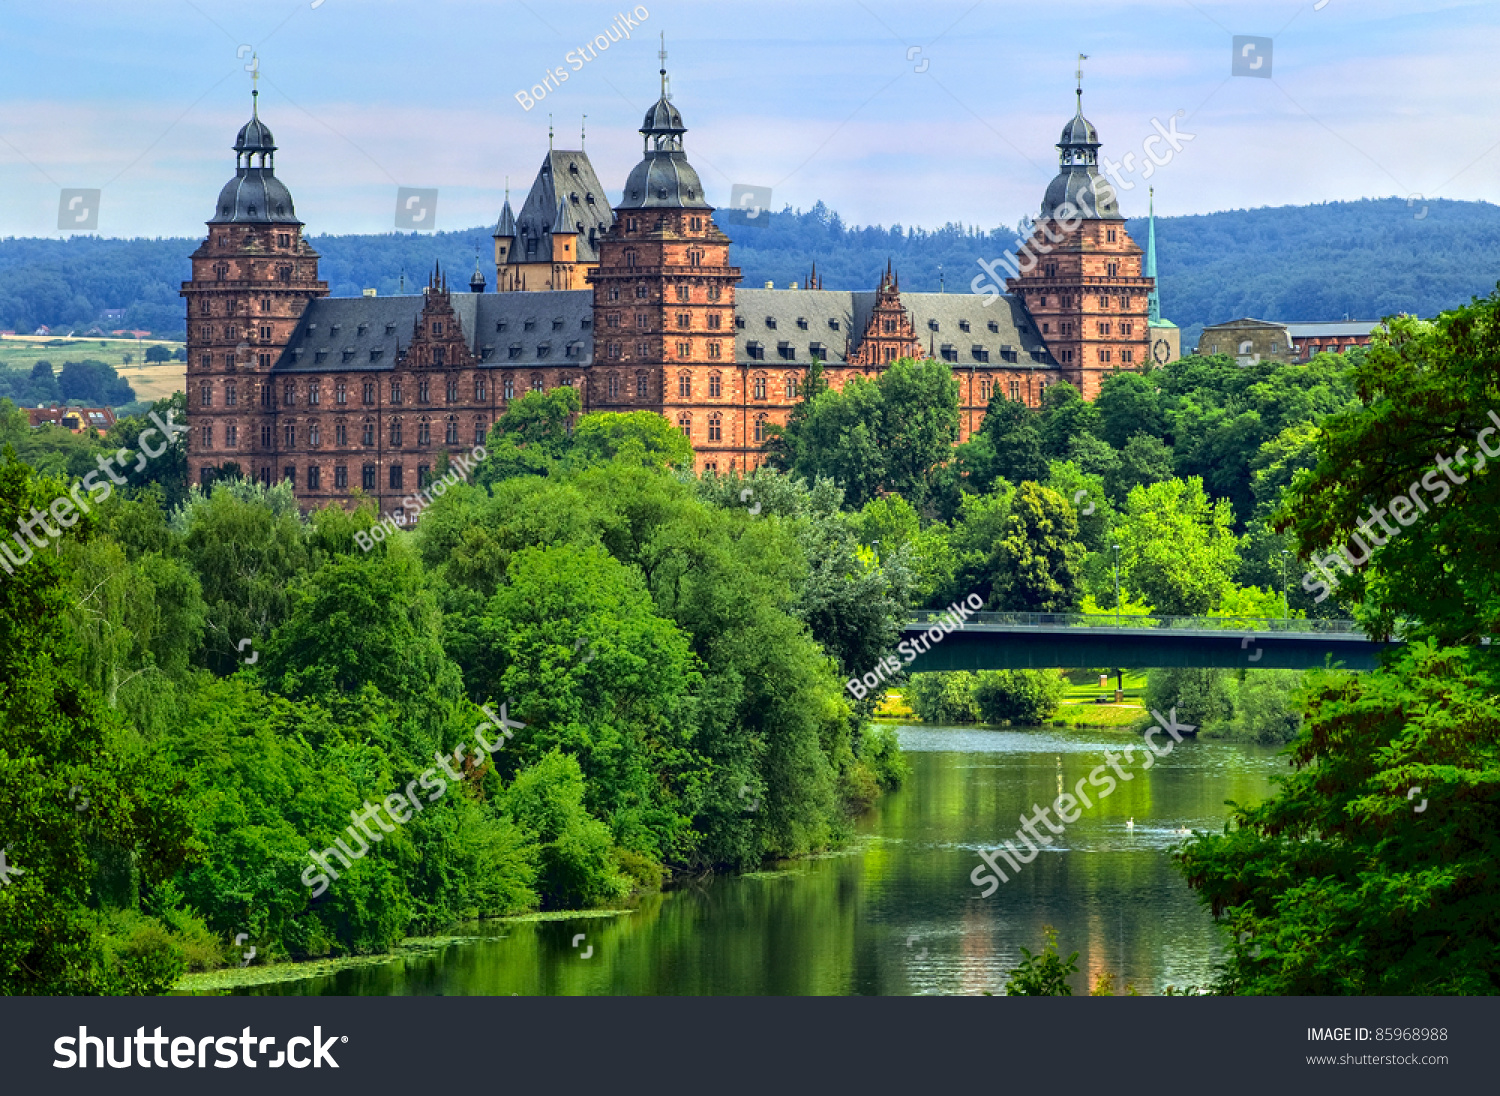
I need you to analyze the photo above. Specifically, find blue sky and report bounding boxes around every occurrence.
[0,0,1493,238]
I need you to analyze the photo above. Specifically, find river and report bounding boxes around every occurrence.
[243,724,1285,996]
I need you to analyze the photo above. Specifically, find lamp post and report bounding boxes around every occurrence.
[1112,544,1121,626]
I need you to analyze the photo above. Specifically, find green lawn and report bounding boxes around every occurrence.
[0,336,187,405]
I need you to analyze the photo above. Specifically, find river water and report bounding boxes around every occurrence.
[246,725,1285,996]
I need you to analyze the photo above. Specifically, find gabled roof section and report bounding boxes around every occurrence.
[730,290,1056,369]
[1201,317,1289,331]
[510,150,614,264]
[273,290,595,372]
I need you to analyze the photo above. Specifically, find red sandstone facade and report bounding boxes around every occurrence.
[185,77,1155,506]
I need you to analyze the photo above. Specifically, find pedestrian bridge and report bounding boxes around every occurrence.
[901,611,1399,672]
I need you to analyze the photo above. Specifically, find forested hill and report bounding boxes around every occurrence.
[2,196,1497,345]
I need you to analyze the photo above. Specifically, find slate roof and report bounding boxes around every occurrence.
[617,150,711,210]
[733,289,1056,369]
[275,289,1055,374]
[211,100,300,225]
[273,291,595,373]
[1282,320,1381,338]
[507,150,614,264]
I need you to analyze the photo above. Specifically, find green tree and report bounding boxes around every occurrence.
[1116,477,1240,615]
[1277,304,1500,643]
[877,357,960,508]
[1038,381,1099,459]
[0,457,192,993]
[570,409,694,470]
[1178,645,1500,994]
[1107,432,1175,504]
[906,672,980,724]
[973,670,1067,725]
[991,482,1084,612]
[474,386,582,484]
[171,477,311,674]
[959,394,1045,493]
[1094,370,1165,449]
[770,358,958,509]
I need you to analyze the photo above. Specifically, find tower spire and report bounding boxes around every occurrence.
[659,32,670,98]
[548,114,553,150]
[1146,186,1162,324]
[1075,52,1087,104]
[581,113,586,148]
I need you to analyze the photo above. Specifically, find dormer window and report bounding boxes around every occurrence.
[357,323,368,336]
[829,318,840,330]
[959,319,971,332]
[988,321,999,333]
[766,317,777,329]
[385,322,396,334]
[736,316,746,328]
[928,319,939,331]
[497,320,507,331]
[796,317,808,329]
[552,319,564,331]
[569,163,579,174]
[524,320,536,331]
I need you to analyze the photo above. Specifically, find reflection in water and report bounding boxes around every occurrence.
[245,726,1283,996]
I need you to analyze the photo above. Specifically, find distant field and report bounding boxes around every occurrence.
[0,336,186,405]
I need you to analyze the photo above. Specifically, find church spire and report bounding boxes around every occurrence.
[1146,186,1162,324]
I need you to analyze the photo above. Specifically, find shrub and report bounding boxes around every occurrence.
[505,751,631,908]
[1003,926,1077,996]
[907,672,980,723]
[1219,670,1304,744]
[973,670,1067,725]
[1144,667,1233,728]
[857,723,909,787]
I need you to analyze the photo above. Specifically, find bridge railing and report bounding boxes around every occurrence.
[908,610,1366,635]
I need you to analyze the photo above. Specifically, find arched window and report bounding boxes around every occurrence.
[783,374,798,399]
[753,373,767,400]
[530,373,544,393]
[474,418,486,446]
[418,418,431,446]
[390,418,403,446]
[361,419,375,447]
